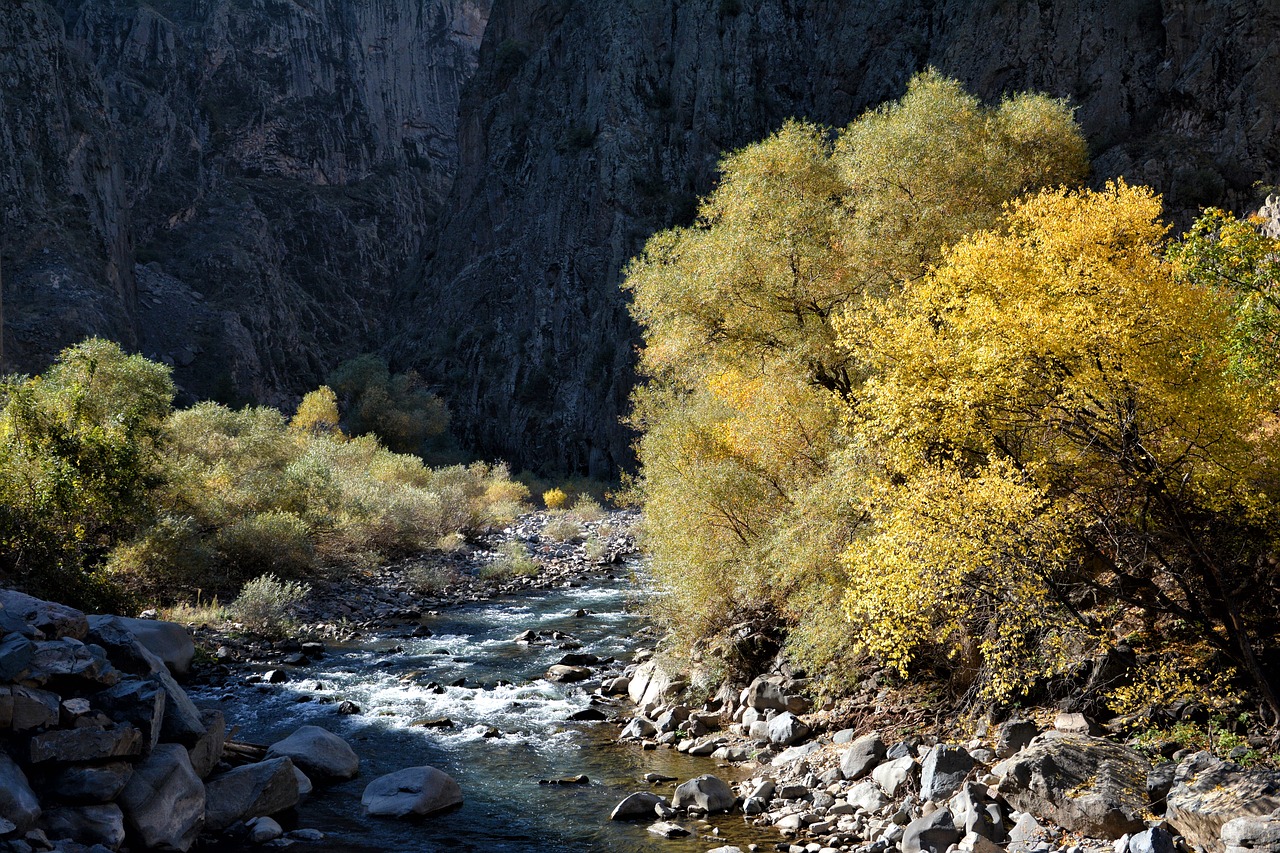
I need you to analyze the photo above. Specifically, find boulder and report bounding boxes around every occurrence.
[204,758,300,832]
[921,744,975,802]
[102,617,194,679]
[1130,826,1176,853]
[0,754,41,833]
[245,815,284,843]
[841,731,887,781]
[995,720,1040,759]
[847,779,890,813]
[744,677,787,711]
[266,725,359,782]
[903,808,961,853]
[361,766,463,818]
[1166,752,1280,853]
[628,661,684,710]
[29,724,144,764]
[602,676,631,695]
[0,590,89,640]
[117,744,205,852]
[1054,712,1100,737]
[39,805,125,849]
[873,755,918,797]
[767,711,809,746]
[8,685,61,730]
[0,634,35,681]
[24,638,117,688]
[671,774,735,813]
[46,763,134,805]
[648,820,690,838]
[187,710,226,779]
[1223,809,1280,853]
[619,717,657,740]
[91,679,166,751]
[545,665,591,683]
[998,732,1149,837]
[609,792,665,820]
[294,766,313,799]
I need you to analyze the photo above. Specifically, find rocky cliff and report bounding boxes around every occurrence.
[400,0,1280,475]
[1,0,488,405]
[4,0,1279,474]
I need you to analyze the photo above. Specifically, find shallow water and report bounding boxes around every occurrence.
[194,574,780,852]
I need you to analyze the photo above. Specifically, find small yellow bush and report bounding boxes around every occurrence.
[543,487,569,510]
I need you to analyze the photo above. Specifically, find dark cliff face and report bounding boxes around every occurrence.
[1,0,488,405]
[4,0,1280,475]
[401,0,1280,476]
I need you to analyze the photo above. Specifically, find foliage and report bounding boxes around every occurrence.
[405,561,462,596]
[568,495,607,522]
[542,516,584,543]
[327,355,449,454]
[479,541,539,580]
[1133,715,1262,765]
[623,70,1088,677]
[290,386,343,437]
[542,487,568,510]
[228,573,310,638]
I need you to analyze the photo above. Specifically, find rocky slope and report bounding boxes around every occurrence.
[1,0,488,405]
[4,0,1280,472]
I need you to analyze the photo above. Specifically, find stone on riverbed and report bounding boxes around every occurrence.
[610,792,665,820]
[1166,752,1280,853]
[203,757,300,832]
[362,766,463,818]
[117,744,205,852]
[841,731,887,780]
[266,725,360,781]
[647,820,690,838]
[546,664,591,683]
[671,774,736,813]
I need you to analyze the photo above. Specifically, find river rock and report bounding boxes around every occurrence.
[874,755,918,797]
[0,590,89,640]
[99,616,194,679]
[7,685,60,731]
[744,677,787,711]
[921,744,975,802]
[246,815,284,843]
[767,711,809,746]
[546,664,591,683]
[672,774,735,813]
[0,634,36,681]
[204,757,300,832]
[0,753,41,833]
[998,732,1149,837]
[187,709,226,779]
[1130,826,1176,853]
[620,717,657,739]
[995,720,1040,759]
[46,763,134,805]
[39,804,125,849]
[1223,809,1280,853]
[602,676,630,695]
[628,661,685,711]
[361,766,463,818]
[610,791,665,820]
[841,731,887,780]
[647,820,690,838]
[117,744,205,852]
[91,678,166,751]
[903,808,961,853]
[1166,752,1280,853]
[29,724,144,764]
[24,638,117,688]
[848,779,891,813]
[267,725,359,781]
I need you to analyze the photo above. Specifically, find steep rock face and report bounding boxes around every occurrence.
[1,0,489,404]
[402,0,1280,474]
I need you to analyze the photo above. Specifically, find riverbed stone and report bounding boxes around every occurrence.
[99,618,193,678]
[117,744,205,852]
[848,779,891,813]
[744,677,787,712]
[39,805,125,850]
[619,717,657,740]
[903,808,961,853]
[996,720,1040,759]
[767,711,809,746]
[1166,752,1280,853]
[245,815,284,843]
[0,754,41,833]
[545,664,591,683]
[874,755,918,797]
[628,661,685,711]
[204,758,300,832]
[921,744,975,802]
[998,732,1149,837]
[187,709,226,779]
[672,774,735,813]
[266,725,359,781]
[8,685,60,731]
[91,679,165,751]
[841,731,887,781]
[647,820,690,838]
[46,763,134,805]
[361,766,463,818]
[610,792,665,820]
[1222,809,1280,853]
[0,590,89,640]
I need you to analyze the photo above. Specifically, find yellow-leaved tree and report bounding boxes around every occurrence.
[844,181,1280,715]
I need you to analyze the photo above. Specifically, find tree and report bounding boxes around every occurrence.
[327,355,449,454]
[845,182,1280,715]
[624,71,1088,675]
[290,386,343,437]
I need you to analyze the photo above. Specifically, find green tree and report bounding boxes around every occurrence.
[328,355,449,454]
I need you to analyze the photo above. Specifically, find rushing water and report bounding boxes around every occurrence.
[194,572,779,853]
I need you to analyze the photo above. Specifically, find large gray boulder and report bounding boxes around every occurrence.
[841,731,887,781]
[998,732,1149,837]
[117,743,205,852]
[1223,809,1280,853]
[47,763,134,805]
[24,637,118,688]
[204,757,301,833]
[91,678,166,751]
[922,744,976,802]
[847,779,891,813]
[361,766,463,818]
[744,677,788,712]
[873,755,918,797]
[628,661,685,711]
[0,753,41,833]
[671,774,736,813]
[187,709,226,779]
[767,711,809,746]
[28,724,144,764]
[903,808,961,853]
[40,804,126,849]
[0,589,89,640]
[1167,753,1280,853]
[267,725,359,781]
[610,791,666,821]
[995,720,1041,759]
[103,617,194,678]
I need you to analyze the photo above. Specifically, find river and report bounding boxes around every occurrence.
[192,570,780,852]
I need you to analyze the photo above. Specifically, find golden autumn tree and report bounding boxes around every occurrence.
[844,182,1280,715]
[624,71,1088,675]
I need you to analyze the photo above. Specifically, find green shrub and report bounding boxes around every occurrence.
[328,355,448,454]
[216,511,314,582]
[406,561,462,595]
[229,573,310,637]
[480,541,539,580]
[106,515,213,600]
[542,517,584,543]
[569,495,607,522]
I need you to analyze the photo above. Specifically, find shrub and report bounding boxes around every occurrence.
[229,573,310,637]
[215,511,314,582]
[406,562,461,596]
[480,541,539,580]
[583,536,609,562]
[106,515,213,600]
[542,487,568,510]
[568,495,607,522]
[327,355,448,454]
[542,517,584,543]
